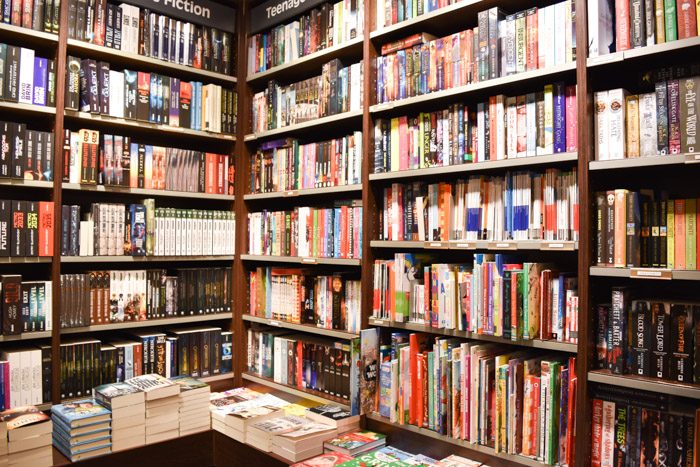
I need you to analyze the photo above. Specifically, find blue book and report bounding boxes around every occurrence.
[129,204,146,256]
[334,208,341,258]
[53,421,111,446]
[149,73,158,123]
[53,435,111,461]
[397,50,406,100]
[51,413,110,436]
[32,57,48,106]
[553,81,566,153]
[51,399,111,428]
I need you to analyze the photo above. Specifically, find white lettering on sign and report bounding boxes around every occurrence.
[266,0,306,18]
[152,0,212,20]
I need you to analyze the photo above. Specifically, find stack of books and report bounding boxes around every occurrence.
[210,392,288,442]
[93,381,146,451]
[125,374,180,444]
[0,406,53,466]
[270,417,338,462]
[304,405,360,433]
[322,430,387,457]
[51,400,111,462]
[246,415,310,452]
[170,376,211,436]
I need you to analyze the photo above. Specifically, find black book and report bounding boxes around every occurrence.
[25,201,38,256]
[11,122,26,179]
[179,21,185,65]
[211,28,220,73]
[98,61,110,115]
[39,344,52,403]
[0,122,12,178]
[222,32,231,75]
[44,131,53,181]
[10,200,25,257]
[0,200,10,257]
[60,204,70,256]
[0,44,6,101]
[46,58,56,106]
[136,72,150,122]
[23,130,35,179]
[67,0,78,38]
[652,302,670,379]
[162,77,170,125]
[670,304,693,383]
[20,282,30,332]
[105,3,114,48]
[113,6,122,50]
[162,17,169,60]
[79,59,91,112]
[124,70,137,119]
[33,131,44,181]
[69,205,80,256]
[609,287,628,374]
[152,14,159,59]
[630,301,651,376]
[3,45,19,102]
[630,0,645,48]
[75,0,86,41]
[65,56,80,110]
[188,24,195,67]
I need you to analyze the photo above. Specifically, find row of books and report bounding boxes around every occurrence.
[65,129,233,193]
[373,84,577,173]
[251,59,363,134]
[372,254,579,343]
[0,200,53,257]
[594,191,700,269]
[596,288,698,383]
[0,346,51,408]
[0,44,56,106]
[0,275,52,335]
[248,203,363,259]
[588,0,700,58]
[249,268,361,333]
[59,267,231,328]
[67,1,234,75]
[66,56,236,134]
[376,2,576,104]
[376,333,577,465]
[61,202,235,257]
[375,0,461,29]
[251,134,362,194]
[0,122,53,180]
[247,0,364,74]
[2,0,59,32]
[594,77,700,160]
[380,170,579,243]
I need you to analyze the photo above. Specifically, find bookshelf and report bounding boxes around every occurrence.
[588,370,700,400]
[241,373,352,410]
[242,314,360,340]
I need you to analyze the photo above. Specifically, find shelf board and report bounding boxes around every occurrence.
[369,63,576,114]
[0,23,58,46]
[0,331,52,342]
[371,240,578,251]
[66,39,237,83]
[365,413,545,467]
[200,373,235,383]
[60,312,232,334]
[61,255,235,263]
[62,183,235,200]
[368,318,577,353]
[244,110,363,141]
[588,370,700,400]
[587,36,700,68]
[246,37,363,85]
[244,184,362,201]
[63,110,236,142]
[0,179,53,189]
[589,154,697,170]
[0,256,51,263]
[241,373,351,410]
[0,101,56,115]
[243,314,359,340]
[590,266,700,281]
[370,152,578,181]
[240,254,360,266]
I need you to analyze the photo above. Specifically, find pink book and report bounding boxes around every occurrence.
[565,86,578,152]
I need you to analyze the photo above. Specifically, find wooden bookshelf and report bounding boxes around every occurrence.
[586,36,700,68]
[589,266,700,281]
[240,254,361,266]
[0,101,56,116]
[243,109,363,141]
[241,373,351,410]
[62,183,236,200]
[0,331,52,342]
[243,314,359,340]
[200,373,235,384]
[370,240,578,251]
[0,179,54,189]
[60,255,235,263]
[588,370,700,400]
[589,153,694,170]
[0,23,58,48]
[0,257,52,263]
[60,313,232,334]
[243,184,362,201]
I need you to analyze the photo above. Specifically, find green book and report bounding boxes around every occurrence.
[522,263,531,339]
[664,0,678,41]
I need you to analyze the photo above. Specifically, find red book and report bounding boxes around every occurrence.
[10,0,21,25]
[380,33,436,56]
[227,155,234,196]
[21,0,32,28]
[615,0,631,51]
[676,0,698,39]
[565,85,578,152]
[591,399,604,467]
[38,201,53,257]
[204,153,215,194]
[93,0,107,46]
[133,344,143,376]
[416,352,426,428]
[217,155,225,195]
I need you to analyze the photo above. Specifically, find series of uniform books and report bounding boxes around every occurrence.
[380,170,579,243]
[0,274,52,335]
[248,0,364,74]
[373,254,579,343]
[0,122,53,181]
[0,346,51,408]
[51,399,112,462]
[376,334,577,465]
[596,288,699,383]
[59,267,231,328]
[587,0,700,58]
[594,75,700,160]
[0,405,53,465]
[65,56,237,134]
[375,0,461,29]
[61,202,235,257]
[251,59,363,134]
[248,203,363,259]
[249,268,361,333]
[64,129,233,194]
[594,190,700,269]
[0,44,56,107]
[375,2,576,104]
[373,84,577,173]
[590,385,697,466]
[0,200,54,257]
[251,134,362,194]
[67,1,234,75]
[1,0,60,32]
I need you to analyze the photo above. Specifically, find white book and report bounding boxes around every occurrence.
[564,0,573,63]
[18,49,35,104]
[600,400,616,466]
[119,5,130,51]
[587,0,615,58]
[44,281,52,331]
[553,2,566,66]
[537,6,546,69]
[506,97,517,158]
[30,349,41,405]
[594,90,609,160]
[526,93,537,156]
[110,71,124,118]
[20,350,31,406]
[638,92,658,157]
[607,88,628,159]
[544,6,555,69]
[130,5,140,54]
[174,22,182,63]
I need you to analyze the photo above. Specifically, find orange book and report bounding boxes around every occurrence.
[133,344,143,376]
[204,153,216,194]
[408,333,425,425]
[38,201,54,257]
[675,200,686,269]
[613,190,628,267]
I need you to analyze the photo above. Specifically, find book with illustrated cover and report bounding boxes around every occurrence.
[125,373,179,400]
[51,399,111,427]
[290,452,354,466]
[0,405,50,429]
[93,382,145,409]
[323,429,387,455]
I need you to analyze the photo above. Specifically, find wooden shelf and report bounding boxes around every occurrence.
[0,179,53,189]
[200,373,235,383]
[0,256,51,263]
[60,312,232,334]
[243,110,363,141]
[0,101,56,116]
[368,318,577,353]
[0,331,52,342]
[370,152,578,181]
[62,183,235,200]
[37,402,52,411]
[588,370,700,400]
[243,314,359,340]
[587,36,700,68]
[61,255,234,263]
[589,154,698,170]
[0,23,58,48]
[244,184,362,201]
[371,240,578,251]
[66,39,237,84]
[241,373,351,410]
[590,266,700,281]
[240,254,360,266]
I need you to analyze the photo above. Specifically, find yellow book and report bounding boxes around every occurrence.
[625,95,640,157]
[686,199,697,270]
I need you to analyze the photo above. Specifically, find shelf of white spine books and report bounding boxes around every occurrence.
[243,314,359,340]
[60,255,235,263]
[200,373,235,383]
[63,110,236,141]
[368,318,578,353]
[588,370,700,400]
[369,63,576,115]
[240,254,361,266]
[589,153,699,170]
[0,23,58,47]
[370,152,578,182]
[0,101,56,116]
[66,39,238,84]
[60,312,232,334]
[62,183,235,200]
[0,179,54,189]
[370,240,578,251]
[587,36,700,69]
[0,257,51,263]
[246,36,364,85]
[364,413,546,467]
[244,110,363,141]
[244,184,363,200]
[0,331,52,342]
[242,372,351,410]
[589,266,700,281]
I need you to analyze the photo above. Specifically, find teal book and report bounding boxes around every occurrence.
[51,399,111,428]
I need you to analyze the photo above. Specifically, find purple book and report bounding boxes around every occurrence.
[169,78,180,127]
[553,81,566,153]
[32,57,48,106]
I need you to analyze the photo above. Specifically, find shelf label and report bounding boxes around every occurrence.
[490,242,516,250]
[301,257,317,264]
[372,319,384,325]
[630,268,672,280]
[541,242,575,251]
[268,320,281,327]
[283,190,298,197]
[452,242,474,249]
[685,154,700,164]
[425,241,448,249]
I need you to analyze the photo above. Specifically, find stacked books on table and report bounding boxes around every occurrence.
[93,381,146,451]
[210,390,288,443]
[323,430,387,457]
[125,374,180,444]
[51,400,111,462]
[0,406,53,466]
[170,376,211,436]
[294,443,485,466]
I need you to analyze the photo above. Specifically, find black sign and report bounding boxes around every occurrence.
[126,0,236,33]
[250,0,326,34]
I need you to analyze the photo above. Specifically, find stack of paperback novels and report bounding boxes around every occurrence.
[170,376,211,436]
[249,415,337,461]
[0,201,54,258]
[246,415,309,452]
[323,429,387,456]
[210,392,288,442]
[0,122,54,181]
[51,399,112,462]
[0,44,56,107]
[1,0,59,32]
[0,406,53,466]
[305,404,360,433]
[125,374,180,444]
[93,381,146,451]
